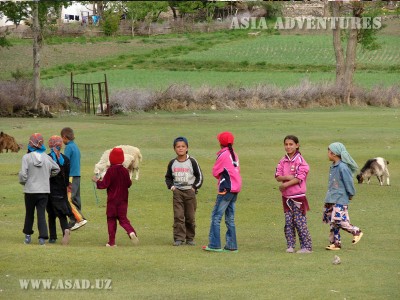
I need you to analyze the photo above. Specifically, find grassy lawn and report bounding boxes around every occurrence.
[0,108,399,299]
[2,27,399,89]
[43,68,400,91]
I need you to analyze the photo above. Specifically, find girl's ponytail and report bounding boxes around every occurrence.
[228,144,238,167]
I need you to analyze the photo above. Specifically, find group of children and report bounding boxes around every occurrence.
[19,128,87,246]
[19,128,363,252]
[275,136,363,253]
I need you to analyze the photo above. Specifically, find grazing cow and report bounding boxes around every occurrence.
[356,157,390,186]
[0,132,21,153]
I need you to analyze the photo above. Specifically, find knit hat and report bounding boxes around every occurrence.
[329,142,359,174]
[173,136,188,147]
[217,131,234,147]
[48,135,63,149]
[29,133,44,149]
[109,147,124,165]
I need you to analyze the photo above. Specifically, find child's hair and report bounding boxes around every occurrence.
[228,144,238,167]
[60,127,75,140]
[284,135,300,150]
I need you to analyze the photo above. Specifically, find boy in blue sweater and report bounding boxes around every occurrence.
[61,127,87,230]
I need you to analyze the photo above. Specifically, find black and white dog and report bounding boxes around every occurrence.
[356,157,390,186]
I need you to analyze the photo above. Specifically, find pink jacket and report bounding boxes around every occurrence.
[275,152,309,199]
[213,147,242,193]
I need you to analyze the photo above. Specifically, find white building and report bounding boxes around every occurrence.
[61,2,94,24]
[0,2,94,27]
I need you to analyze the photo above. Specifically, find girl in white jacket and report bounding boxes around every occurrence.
[19,133,60,245]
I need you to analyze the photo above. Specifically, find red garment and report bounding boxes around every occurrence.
[109,148,124,165]
[96,164,135,245]
[96,164,132,204]
[282,196,310,215]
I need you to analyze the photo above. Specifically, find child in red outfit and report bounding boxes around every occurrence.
[92,147,138,247]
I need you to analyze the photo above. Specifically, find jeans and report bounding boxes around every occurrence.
[208,192,238,250]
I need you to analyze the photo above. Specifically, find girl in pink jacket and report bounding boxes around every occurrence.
[203,132,242,253]
[275,135,312,254]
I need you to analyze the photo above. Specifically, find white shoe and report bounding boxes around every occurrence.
[129,232,139,245]
[70,219,87,231]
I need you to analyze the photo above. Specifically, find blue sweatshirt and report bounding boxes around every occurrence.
[64,140,81,176]
[324,160,355,205]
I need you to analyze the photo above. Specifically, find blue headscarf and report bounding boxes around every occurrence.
[50,147,64,166]
[329,142,358,174]
[28,144,46,153]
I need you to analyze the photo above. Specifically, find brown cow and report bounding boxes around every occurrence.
[0,131,21,153]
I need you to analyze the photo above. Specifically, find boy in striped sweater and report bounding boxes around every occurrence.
[165,137,203,246]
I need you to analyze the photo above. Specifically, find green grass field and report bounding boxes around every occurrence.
[2,25,399,89]
[0,108,399,299]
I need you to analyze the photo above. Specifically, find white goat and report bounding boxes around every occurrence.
[94,145,142,180]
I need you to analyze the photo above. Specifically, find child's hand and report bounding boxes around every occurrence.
[279,183,287,192]
[170,186,176,191]
[92,176,98,182]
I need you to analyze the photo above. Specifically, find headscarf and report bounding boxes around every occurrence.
[109,147,124,165]
[48,135,64,166]
[217,131,234,147]
[329,142,358,174]
[28,133,46,153]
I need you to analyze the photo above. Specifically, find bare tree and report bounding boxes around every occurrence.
[32,1,41,111]
[331,1,381,105]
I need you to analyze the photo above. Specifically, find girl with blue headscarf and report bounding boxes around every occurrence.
[46,135,73,245]
[19,133,60,245]
[323,142,363,251]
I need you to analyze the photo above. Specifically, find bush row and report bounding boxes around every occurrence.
[0,80,399,116]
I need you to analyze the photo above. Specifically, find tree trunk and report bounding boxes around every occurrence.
[331,2,345,100]
[32,1,41,111]
[343,28,358,105]
[171,6,177,20]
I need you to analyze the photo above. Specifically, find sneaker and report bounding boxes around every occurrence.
[62,229,70,246]
[325,244,341,251]
[173,240,183,246]
[24,234,31,244]
[202,245,223,252]
[48,239,57,244]
[70,219,87,231]
[106,243,117,247]
[186,240,196,246]
[78,219,88,228]
[39,238,46,246]
[70,222,81,231]
[352,231,363,244]
[223,248,239,253]
[129,232,139,245]
[296,248,312,254]
[286,247,294,253]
